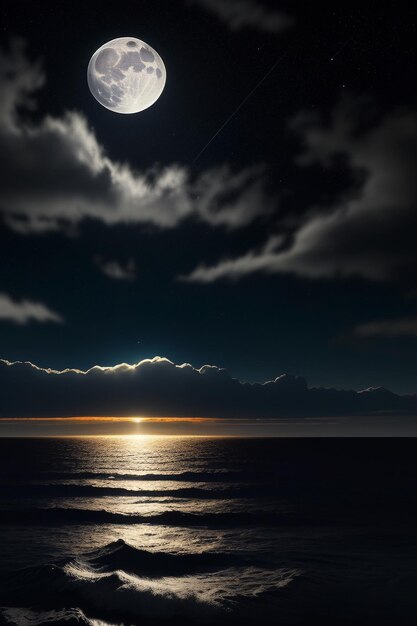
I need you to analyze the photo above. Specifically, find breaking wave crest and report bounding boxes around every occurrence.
[0,539,300,625]
[0,606,117,625]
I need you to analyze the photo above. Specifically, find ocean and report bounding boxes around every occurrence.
[0,437,415,625]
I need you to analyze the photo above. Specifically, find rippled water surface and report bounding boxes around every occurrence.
[0,437,416,625]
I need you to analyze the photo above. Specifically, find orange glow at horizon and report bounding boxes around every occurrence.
[0,416,220,422]
[0,416,286,438]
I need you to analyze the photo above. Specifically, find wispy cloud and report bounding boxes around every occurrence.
[0,41,272,235]
[179,235,284,282]
[354,317,417,338]
[0,292,63,325]
[190,0,294,34]
[95,257,136,281]
[182,97,417,283]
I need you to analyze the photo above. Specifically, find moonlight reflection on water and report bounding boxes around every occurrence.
[0,438,415,624]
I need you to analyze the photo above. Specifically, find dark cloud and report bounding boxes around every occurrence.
[0,292,63,325]
[190,0,294,34]
[183,98,417,283]
[95,257,136,281]
[1,357,416,419]
[0,42,272,234]
[354,317,417,339]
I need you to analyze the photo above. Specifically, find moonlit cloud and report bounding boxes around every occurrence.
[179,235,285,282]
[354,317,417,338]
[0,292,63,325]
[1,356,416,419]
[95,257,136,281]
[0,42,272,235]
[182,98,417,283]
[190,0,294,34]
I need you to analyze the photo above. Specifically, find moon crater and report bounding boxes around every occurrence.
[88,37,166,114]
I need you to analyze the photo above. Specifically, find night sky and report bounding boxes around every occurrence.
[1,0,416,430]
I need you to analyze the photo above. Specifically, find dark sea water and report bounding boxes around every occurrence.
[0,437,416,625]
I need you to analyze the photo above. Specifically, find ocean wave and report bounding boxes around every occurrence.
[76,538,254,576]
[0,484,269,500]
[19,470,256,483]
[0,606,117,625]
[0,539,300,625]
[0,507,317,528]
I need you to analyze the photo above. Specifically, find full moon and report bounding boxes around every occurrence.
[87,37,166,114]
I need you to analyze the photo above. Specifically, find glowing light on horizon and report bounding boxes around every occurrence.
[0,416,217,422]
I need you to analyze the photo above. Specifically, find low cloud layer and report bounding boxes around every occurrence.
[190,0,294,34]
[1,357,416,419]
[0,41,272,234]
[183,99,417,284]
[354,317,417,339]
[0,293,63,325]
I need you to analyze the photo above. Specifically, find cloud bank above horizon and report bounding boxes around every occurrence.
[1,356,416,421]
